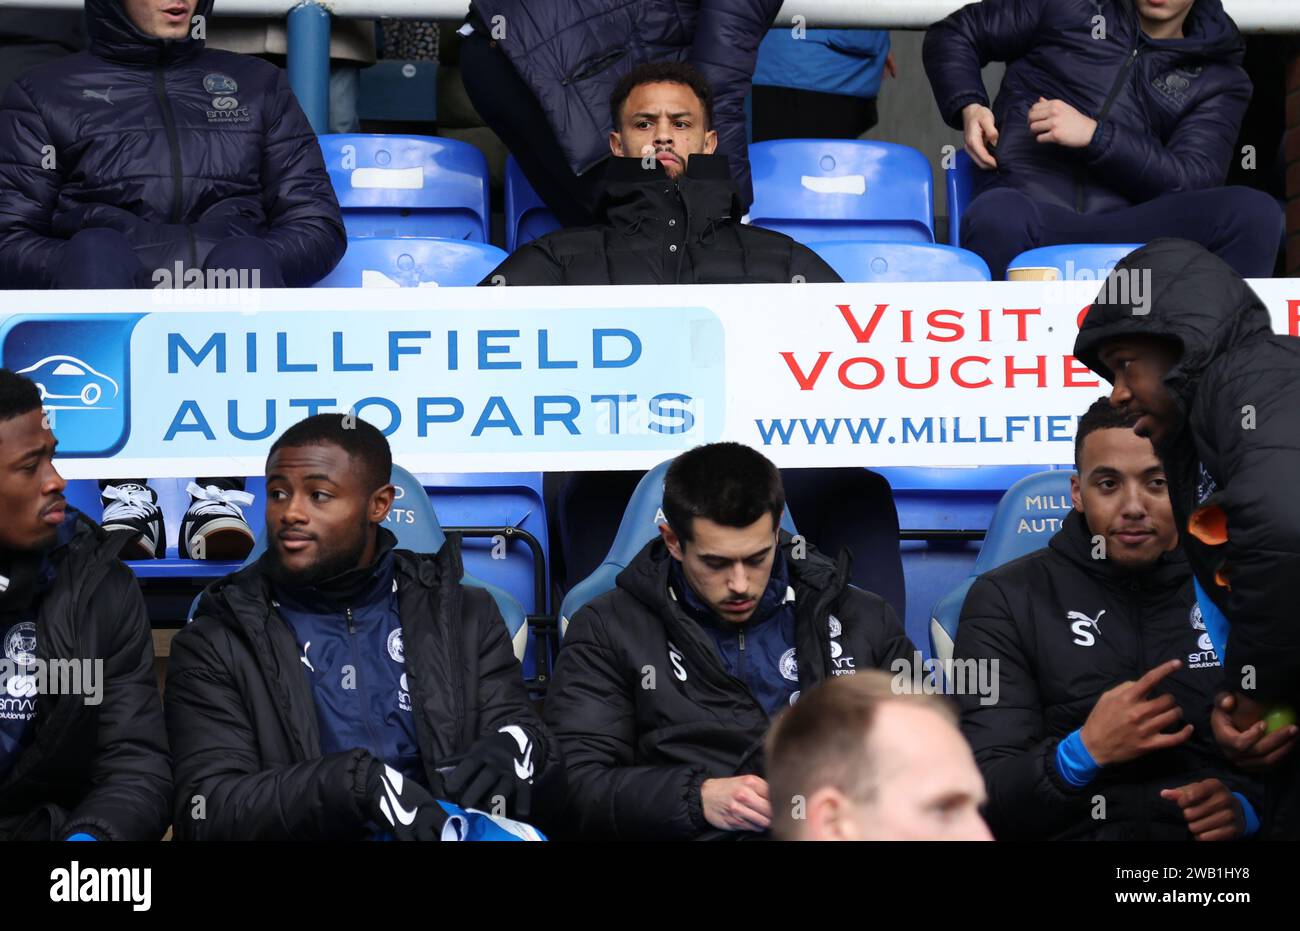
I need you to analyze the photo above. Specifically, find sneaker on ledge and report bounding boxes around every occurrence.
[180,482,257,561]
[100,483,166,560]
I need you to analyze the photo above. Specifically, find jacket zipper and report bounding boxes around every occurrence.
[666,603,764,720]
[737,629,746,681]
[1078,30,1141,212]
[152,66,194,267]
[345,606,381,753]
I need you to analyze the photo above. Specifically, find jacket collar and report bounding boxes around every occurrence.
[1133,0,1245,63]
[618,529,845,618]
[270,528,398,613]
[1049,507,1188,591]
[596,154,741,242]
[669,547,794,632]
[86,0,214,66]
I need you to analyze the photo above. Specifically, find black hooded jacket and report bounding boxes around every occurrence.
[0,0,345,287]
[0,512,172,841]
[1075,239,1300,709]
[542,531,914,840]
[165,535,558,840]
[955,508,1260,840]
[483,154,841,286]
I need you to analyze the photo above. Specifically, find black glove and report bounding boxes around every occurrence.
[366,760,450,841]
[444,725,537,818]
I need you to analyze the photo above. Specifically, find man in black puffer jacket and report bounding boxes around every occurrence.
[0,0,345,289]
[0,370,171,841]
[165,415,559,840]
[923,0,1281,279]
[1074,237,1300,838]
[461,0,781,227]
[543,443,914,840]
[484,61,839,286]
[956,398,1262,840]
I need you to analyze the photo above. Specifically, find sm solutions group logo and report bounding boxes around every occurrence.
[0,315,141,455]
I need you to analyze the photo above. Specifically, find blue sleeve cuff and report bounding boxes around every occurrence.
[1055,729,1102,788]
[1232,793,1260,838]
[65,832,98,841]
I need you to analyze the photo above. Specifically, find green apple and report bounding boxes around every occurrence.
[1263,706,1297,734]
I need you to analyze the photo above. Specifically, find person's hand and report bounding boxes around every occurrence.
[1211,691,1299,770]
[961,102,999,169]
[884,51,897,79]
[1160,779,1244,841]
[1028,96,1098,148]
[444,725,536,818]
[1079,659,1194,765]
[367,761,450,841]
[701,775,771,832]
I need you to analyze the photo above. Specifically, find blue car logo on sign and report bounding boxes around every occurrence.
[17,354,119,410]
[0,315,140,456]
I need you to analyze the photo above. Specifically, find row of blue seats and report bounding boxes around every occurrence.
[315,235,1141,287]
[312,133,1141,286]
[80,462,1071,669]
[320,135,960,249]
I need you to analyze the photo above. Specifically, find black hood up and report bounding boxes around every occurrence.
[86,0,215,65]
[1073,238,1273,422]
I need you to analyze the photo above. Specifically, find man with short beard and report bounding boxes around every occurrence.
[165,414,558,840]
[953,398,1262,840]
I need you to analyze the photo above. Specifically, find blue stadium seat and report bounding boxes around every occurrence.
[874,465,1066,534]
[559,459,797,641]
[186,466,529,663]
[749,139,935,243]
[315,237,506,287]
[414,473,548,613]
[928,471,1074,664]
[946,149,974,248]
[317,134,490,241]
[810,240,990,282]
[1006,243,1144,280]
[504,156,561,253]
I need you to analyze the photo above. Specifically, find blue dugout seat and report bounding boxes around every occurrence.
[185,466,529,664]
[505,155,561,253]
[928,471,1074,664]
[810,240,990,282]
[317,134,490,242]
[315,237,506,287]
[414,472,548,614]
[1006,243,1145,280]
[559,459,797,641]
[749,139,936,243]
